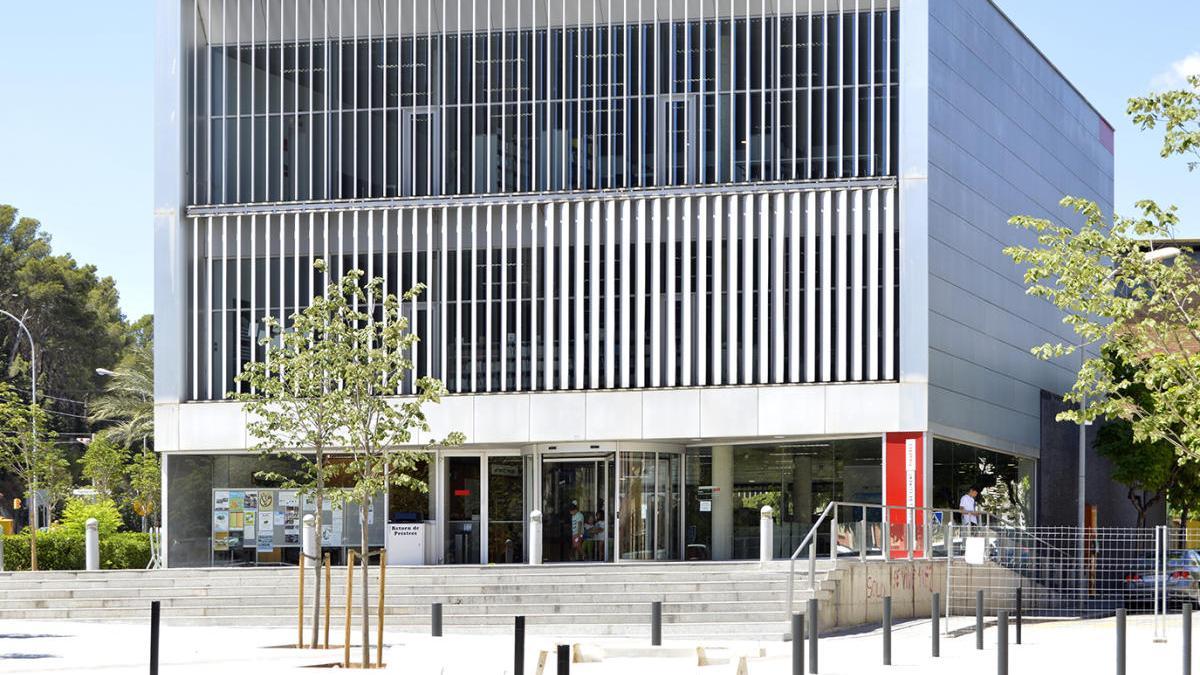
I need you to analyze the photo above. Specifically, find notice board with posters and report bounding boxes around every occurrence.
[212,489,386,555]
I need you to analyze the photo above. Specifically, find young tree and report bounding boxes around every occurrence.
[126,447,161,532]
[80,435,128,501]
[37,448,73,522]
[1006,75,1200,461]
[316,265,462,666]
[0,380,56,569]
[233,261,353,648]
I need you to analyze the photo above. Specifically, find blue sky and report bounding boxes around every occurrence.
[0,1,1197,320]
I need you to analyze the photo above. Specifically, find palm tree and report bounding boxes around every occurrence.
[89,341,152,448]
[90,340,157,530]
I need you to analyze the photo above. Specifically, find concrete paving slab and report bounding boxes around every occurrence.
[0,614,1190,674]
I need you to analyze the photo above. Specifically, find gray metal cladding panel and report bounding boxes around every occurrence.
[924,0,1113,450]
[928,0,1113,204]
[930,345,1043,418]
[929,383,1040,454]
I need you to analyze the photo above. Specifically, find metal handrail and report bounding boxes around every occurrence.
[782,501,1026,628]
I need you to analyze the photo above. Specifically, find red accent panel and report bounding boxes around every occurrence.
[884,432,925,559]
[453,489,471,497]
[1099,118,1115,154]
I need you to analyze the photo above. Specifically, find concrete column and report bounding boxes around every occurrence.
[85,518,100,571]
[759,506,774,564]
[302,514,317,561]
[792,456,813,557]
[711,445,734,560]
[529,510,543,565]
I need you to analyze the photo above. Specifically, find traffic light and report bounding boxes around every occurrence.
[12,497,21,511]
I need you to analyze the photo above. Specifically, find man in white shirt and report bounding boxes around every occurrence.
[959,486,981,526]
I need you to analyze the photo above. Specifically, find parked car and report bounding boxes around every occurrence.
[1123,550,1200,609]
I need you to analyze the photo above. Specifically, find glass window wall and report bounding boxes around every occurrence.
[931,439,1036,526]
[192,2,900,204]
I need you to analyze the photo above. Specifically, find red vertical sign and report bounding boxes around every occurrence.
[884,432,924,559]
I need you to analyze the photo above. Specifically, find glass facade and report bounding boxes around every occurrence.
[682,438,881,560]
[192,1,900,204]
[931,438,1036,526]
[166,452,387,567]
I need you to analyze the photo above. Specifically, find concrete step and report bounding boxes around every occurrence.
[0,569,810,588]
[0,562,834,634]
[0,587,799,604]
[0,606,797,624]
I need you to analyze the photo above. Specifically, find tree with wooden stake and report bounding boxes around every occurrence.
[233,259,353,649]
[335,268,462,667]
[238,261,462,665]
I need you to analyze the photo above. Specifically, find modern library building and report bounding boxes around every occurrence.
[154,0,1113,566]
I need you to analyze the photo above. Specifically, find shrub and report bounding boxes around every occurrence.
[59,498,124,538]
[2,530,151,571]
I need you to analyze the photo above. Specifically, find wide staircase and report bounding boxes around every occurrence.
[0,561,839,638]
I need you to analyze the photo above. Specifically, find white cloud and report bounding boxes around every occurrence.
[1151,52,1200,89]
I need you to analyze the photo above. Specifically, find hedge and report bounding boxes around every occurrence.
[2,530,151,571]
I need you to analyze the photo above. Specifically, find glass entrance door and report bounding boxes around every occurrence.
[618,450,682,560]
[445,456,481,564]
[487,456,525,563]
[540,456,614,562]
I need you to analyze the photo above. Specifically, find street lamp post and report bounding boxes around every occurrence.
[0,308,39,571]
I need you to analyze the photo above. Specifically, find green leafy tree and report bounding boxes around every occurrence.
[2,206,137,516]
[0,205,126,409]
[1170,461,1200,545]
[126,447,161,531]
[59,497,124,537]
[1092,351,1180,527]
[80,436,128,501]
[1006,75,1200,461]
[233,261,352,649]
[0,380,56,569]
[309,264,460,665]
[1129,75,1200,170]
[37,448,73,523]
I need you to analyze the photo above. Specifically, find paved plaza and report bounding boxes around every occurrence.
[0,613,1191,674]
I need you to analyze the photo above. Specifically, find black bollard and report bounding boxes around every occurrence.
[998,610,1008,675]
[883,596,892,666]
[1015,587,1023,645]
[932,592,940,658]
[557,644,571,674]
[506,539,514,564]
[792,613,805,675]
[651,601,663,646]
[150,600,160,675]
[432,602,443,637]
[808,598,819,674]
[514,616,525,675]
[1185,603,1193,675]
[976,590,985,650]
[1116,609,1126,675]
